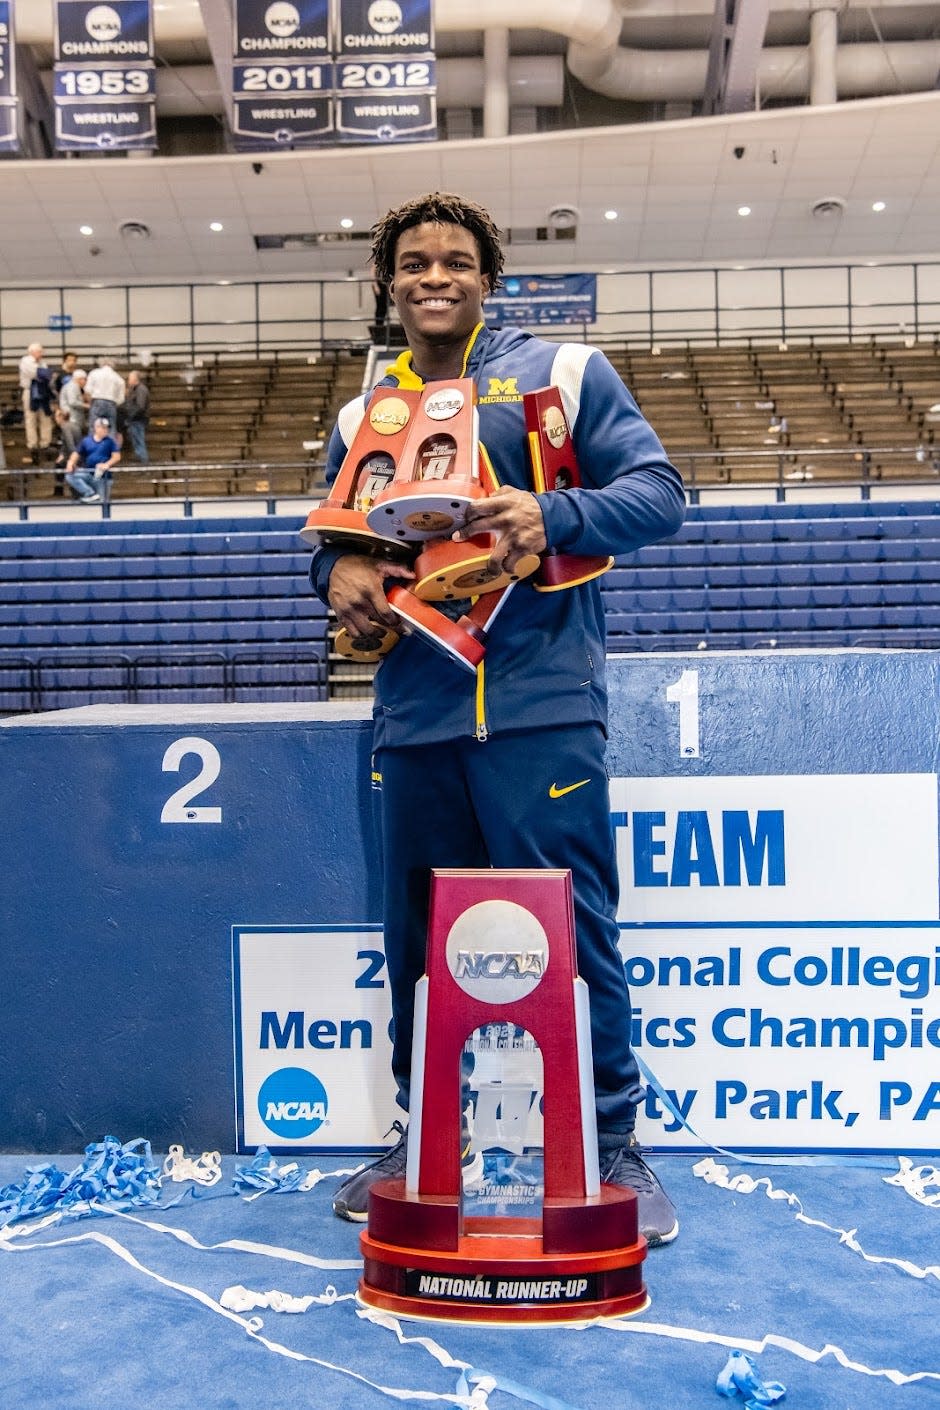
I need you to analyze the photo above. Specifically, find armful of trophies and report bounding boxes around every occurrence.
[300,379,614,673]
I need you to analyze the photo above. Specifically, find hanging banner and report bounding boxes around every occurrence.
[53,0,156,152]
[334,0,436,143]
[232,0,333,149]
[485,275,598,327]
[233,0,435,150]
[0,0,17,152]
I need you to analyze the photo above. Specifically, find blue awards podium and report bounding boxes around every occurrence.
[2,650,938,1159]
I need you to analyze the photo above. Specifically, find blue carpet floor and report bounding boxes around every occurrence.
[1,1146,938,1410]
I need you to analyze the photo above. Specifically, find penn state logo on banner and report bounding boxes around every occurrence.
[0,0,17,153]
[54,0,156,151]
[232,0,333,148]
[335,0,436,143]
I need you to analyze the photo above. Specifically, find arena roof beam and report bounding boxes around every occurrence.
[196,0,234,143]
[702,0,771,113]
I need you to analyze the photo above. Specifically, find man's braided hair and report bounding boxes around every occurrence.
[371,192,505,293]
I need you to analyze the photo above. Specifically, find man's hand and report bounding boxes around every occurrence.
[458,485,547,575]
[328,553,414,643]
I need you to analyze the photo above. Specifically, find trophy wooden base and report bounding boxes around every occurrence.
[535,553,615,592]
[334,625,400,662]
[298,506,413,558]
[366,481,488,543]
[412,536,539,602]
[358,1177,648,1325]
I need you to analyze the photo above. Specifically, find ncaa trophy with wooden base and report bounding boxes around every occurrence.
[358,868,648,1325]
[299,386,423,663]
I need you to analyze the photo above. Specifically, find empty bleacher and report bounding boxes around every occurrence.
[603,499,940,653]
[0,515,328,712]
[0,499,937,714]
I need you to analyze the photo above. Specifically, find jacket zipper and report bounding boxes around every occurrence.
[474,659,488,741]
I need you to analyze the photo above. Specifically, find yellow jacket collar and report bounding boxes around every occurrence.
[384,323,486,389]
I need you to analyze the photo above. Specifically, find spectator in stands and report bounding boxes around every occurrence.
[51,354,82,495]
[57,367,88,464]
[52,351,78,399]
[64,415,120,504]
[122,370,150,464]
[84,358,126,441]
[311,191,686,1246]
[18,342,54,466]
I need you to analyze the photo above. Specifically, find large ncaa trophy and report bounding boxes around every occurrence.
[299,386,422,663]
[358,869,649,1324]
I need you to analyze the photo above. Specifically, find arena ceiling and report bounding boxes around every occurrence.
[3,0,939,284]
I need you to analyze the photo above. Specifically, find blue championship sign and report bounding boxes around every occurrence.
[486,275,598,328]
[233,0,333,148]
[0,0,17,152]
[54,0,156,151]
[233,0,436,149]
[334,0,436,143]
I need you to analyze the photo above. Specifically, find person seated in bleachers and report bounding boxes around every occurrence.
[64,415,121,504]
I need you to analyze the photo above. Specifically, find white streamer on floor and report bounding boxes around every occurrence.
[0,1225,478,1406]
[883,1157,940,1208]
[601,1317,940,1388]
[693,1156,940,1285]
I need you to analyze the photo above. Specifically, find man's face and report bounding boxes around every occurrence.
[389,222,489,349]
[63,355,77,372]
[93,421,108,439]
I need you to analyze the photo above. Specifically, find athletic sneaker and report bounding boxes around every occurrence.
[332,1120,485,1221]
[599,1135,679,1246]
[82,493,102,503]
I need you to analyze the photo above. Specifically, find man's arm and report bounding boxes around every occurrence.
[463,351,684,569]
[532,351,685,557]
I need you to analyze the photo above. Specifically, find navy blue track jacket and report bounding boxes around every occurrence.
[309,324,686,748]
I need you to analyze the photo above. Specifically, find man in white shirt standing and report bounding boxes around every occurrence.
[84,358,126,440]
[18,342,54,466]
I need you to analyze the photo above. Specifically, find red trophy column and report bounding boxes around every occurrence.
[358,869,648,1325]
[523,386,614,592]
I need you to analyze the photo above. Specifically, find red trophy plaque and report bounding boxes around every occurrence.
[523,387,614,592]
[358,869,649,1324]
[385,586,486,674]
[299,387,423,554]
[366,380,489,544]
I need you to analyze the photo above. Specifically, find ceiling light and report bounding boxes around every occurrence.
[217,279,231,285]
[339,217,354,229]
[872,201,886,212]
[737,206,751,217]
[209,221,224,232]
[604,210,618,221]
[79,225,93,236]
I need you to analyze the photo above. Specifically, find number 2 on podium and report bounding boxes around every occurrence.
[161,737,223,823]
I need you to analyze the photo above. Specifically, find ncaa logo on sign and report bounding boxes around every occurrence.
[258,1066,329,1138]
[85,5,122,40]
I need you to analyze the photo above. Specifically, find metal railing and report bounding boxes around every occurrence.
[3,446,940,520]
[0,459,327,519]
[1,261,940,364]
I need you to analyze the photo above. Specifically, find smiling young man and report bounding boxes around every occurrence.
[309,192,686,1244]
